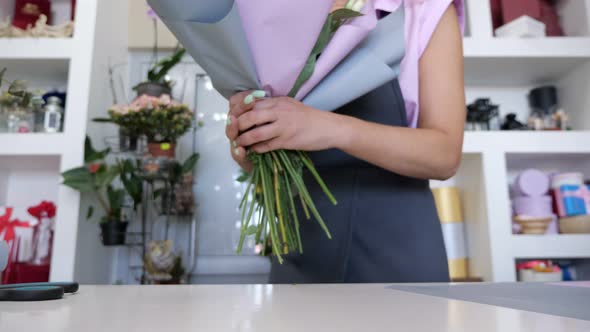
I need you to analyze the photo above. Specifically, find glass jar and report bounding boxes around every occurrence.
[43,96,64,133]
[7,105,34,133]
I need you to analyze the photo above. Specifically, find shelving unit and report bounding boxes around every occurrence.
[0,0,129,283]
[0,134,67,155]
[0,38,74,59]
[439,0,590,282]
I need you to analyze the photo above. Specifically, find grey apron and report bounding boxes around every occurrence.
[268,79,450,284]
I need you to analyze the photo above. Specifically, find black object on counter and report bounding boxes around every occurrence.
[466,98,500,131]
[529,86,558,114]
[0,282,79,301]
[501,113,528,130]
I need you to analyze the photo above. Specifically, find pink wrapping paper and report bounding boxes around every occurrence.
[236,0,334,97]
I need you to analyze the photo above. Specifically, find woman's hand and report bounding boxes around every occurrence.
[226,91,260,172]
[235,96,343,153]
[225,91,345,171]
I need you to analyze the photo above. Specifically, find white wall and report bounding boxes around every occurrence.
[73,0,129,285]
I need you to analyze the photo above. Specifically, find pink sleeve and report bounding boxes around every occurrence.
[418,0,465,57]
[398,0,465,128]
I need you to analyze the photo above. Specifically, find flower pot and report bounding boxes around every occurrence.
[134,82,172,98]
[148,142,176,159]
[100,221,129,246]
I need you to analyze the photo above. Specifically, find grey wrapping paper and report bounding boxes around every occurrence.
[302,8,406,111]
[147,0,259,99]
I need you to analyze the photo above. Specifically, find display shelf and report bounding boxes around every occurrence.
[463,38,590,86]
[0,134,66,156]
[464,37,590,58]
[0,38,74,60]
[464,131,590,154]
[512,235,590,259]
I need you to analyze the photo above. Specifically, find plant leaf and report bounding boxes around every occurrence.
[107,185,126,216]
[7,80,27,96]
[287,13,333,97]
[148,47,186,83]
[181,153,200,174]
[84,136,110,163]
[86,206,94,220]
[96,165,119,188]
[119,160,143,209]
[244,225,259,236]
[331,8,363,24]
[62,167,95,192]
[236,171,250,183]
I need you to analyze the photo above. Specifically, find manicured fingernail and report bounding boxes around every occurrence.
[234,148,241,156]
[252,90,266,98]
[232,141,238,148]
[244,94,254,105]
[226,117,232,126]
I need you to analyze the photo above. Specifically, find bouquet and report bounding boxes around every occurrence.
[149,0,406,262]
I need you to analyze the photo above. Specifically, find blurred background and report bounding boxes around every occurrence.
[0,0,589,285]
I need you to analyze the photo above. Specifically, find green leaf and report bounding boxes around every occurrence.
[84,136,110,163]
[330,8,363,27]
[148,47,186,83]
[96,165,119,188]
[119,160,143,209]
[7,80,27,97]
[181,153,200,174]
[86,206,94,220]
[244,225,259,236]
[236,171,250,183]
[107,185,126,215]
[288,14,333,97]
[62,166,96,192]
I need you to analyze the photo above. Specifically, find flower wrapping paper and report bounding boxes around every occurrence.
[147,0,406,111]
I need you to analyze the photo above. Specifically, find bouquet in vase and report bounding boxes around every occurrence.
[148,0,406,262]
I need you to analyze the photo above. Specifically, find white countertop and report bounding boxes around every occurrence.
[1,284,589,332]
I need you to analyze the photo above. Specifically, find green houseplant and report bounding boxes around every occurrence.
[62,137,142,246]
[133,47,186,98]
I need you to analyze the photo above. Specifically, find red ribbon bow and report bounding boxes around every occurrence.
[0,219,31,243]
[27,201,57,220]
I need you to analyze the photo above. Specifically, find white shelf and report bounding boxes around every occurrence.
[0,38,74,59]
[464,131,590,154]
[464,37,590,58]
[0,134,67,155]
[511,235,590,259]
[463,37,590,85]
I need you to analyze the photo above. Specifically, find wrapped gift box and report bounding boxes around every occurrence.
[501,0,542,23]
[12,0,52,29]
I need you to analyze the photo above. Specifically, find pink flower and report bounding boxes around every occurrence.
[159,94,172,105]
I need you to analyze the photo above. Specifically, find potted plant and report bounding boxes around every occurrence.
[131,94,193,158]
[133,46,186,98]
[61,138,134,246]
